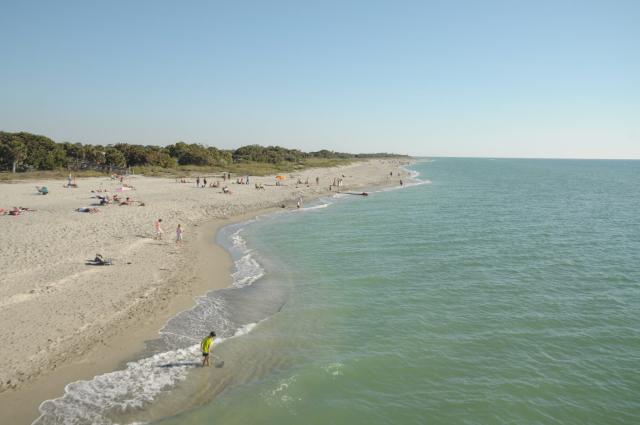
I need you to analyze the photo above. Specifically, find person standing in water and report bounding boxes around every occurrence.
[201,331,216,367]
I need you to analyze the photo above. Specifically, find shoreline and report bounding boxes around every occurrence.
[0,159,413,424]
[0,216,240,425]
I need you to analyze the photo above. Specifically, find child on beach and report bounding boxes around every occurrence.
[176,224,184,244]
[154,219,163,240]
[201,331,216,367]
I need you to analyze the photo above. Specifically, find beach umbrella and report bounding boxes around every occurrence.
[275,175,286,180]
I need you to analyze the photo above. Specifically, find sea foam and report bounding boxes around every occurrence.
[33,224,268,425]
[33,322,258,425]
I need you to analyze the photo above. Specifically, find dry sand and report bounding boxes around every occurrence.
[0,159,409,424]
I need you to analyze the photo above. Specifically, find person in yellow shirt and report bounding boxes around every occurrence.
[201,331,216,367]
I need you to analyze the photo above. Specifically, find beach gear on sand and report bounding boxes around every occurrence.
[86,255,113,266]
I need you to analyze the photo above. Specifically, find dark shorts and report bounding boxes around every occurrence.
[202,352,209,357]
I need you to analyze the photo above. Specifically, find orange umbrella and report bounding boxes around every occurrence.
[275,175,286,180]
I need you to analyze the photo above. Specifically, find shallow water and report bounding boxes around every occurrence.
[36,159,640,425]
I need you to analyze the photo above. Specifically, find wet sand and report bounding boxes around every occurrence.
[0,159,409,424]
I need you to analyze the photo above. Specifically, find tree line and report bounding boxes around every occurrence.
[0,131,407,173]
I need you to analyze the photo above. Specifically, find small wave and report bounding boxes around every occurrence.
[374,166,431,193]
[34,346,200,425]
[229,228,247,250]
[299,203,330,211]
[159,294,234,350]
[33,325,260,425]
[231,252,265,288]
[233,322,257,337]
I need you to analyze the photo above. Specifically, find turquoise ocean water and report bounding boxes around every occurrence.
[36,159,640,425]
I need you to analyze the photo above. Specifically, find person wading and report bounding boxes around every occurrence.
[201,331,216,367]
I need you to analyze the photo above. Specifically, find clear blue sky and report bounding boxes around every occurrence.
[1,0,638,158]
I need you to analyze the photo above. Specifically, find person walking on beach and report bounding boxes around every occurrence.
[176,224,184,244]
[196,176,200,188]
[201,331,216,367]
[154,218,164,240]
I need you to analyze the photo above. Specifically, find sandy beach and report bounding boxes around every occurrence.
[0,159,409,424]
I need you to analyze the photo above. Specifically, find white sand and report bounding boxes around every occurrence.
[0,158,409,410]
[0,160,408,384]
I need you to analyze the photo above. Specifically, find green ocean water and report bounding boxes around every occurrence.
[155,159,640,425]
[34,159,640,425]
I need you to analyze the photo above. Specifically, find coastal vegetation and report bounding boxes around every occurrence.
[0,131,407,178]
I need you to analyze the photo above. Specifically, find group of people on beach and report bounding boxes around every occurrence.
[193,173,244,185]
[182,175,251,194]
[329,175,345,191]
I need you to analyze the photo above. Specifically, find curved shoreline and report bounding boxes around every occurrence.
[0,159,413,424]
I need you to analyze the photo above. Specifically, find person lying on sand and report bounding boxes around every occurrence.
[4,206,35,215]
[86,254,113,265]
[222,186,232,194]
[77,207,100,213]
[119,197,145,206]
[36,186,49,195]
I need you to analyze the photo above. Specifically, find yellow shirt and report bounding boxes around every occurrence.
[201,336,214,354]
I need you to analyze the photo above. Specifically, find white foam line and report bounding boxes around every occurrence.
[298,203,330,211]
[33,323,262,425]
[372,166,430,193]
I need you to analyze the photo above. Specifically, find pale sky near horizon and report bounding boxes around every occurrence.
[1,1,639,158]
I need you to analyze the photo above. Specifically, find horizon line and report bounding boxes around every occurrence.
[412,155,640,161]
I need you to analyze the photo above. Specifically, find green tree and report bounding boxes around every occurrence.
[104,147,126,167]
[8,132,67,170]
[0,136,28,173]
[83,145,107,165]
[165,142,213,166]
[114,143,149,166]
